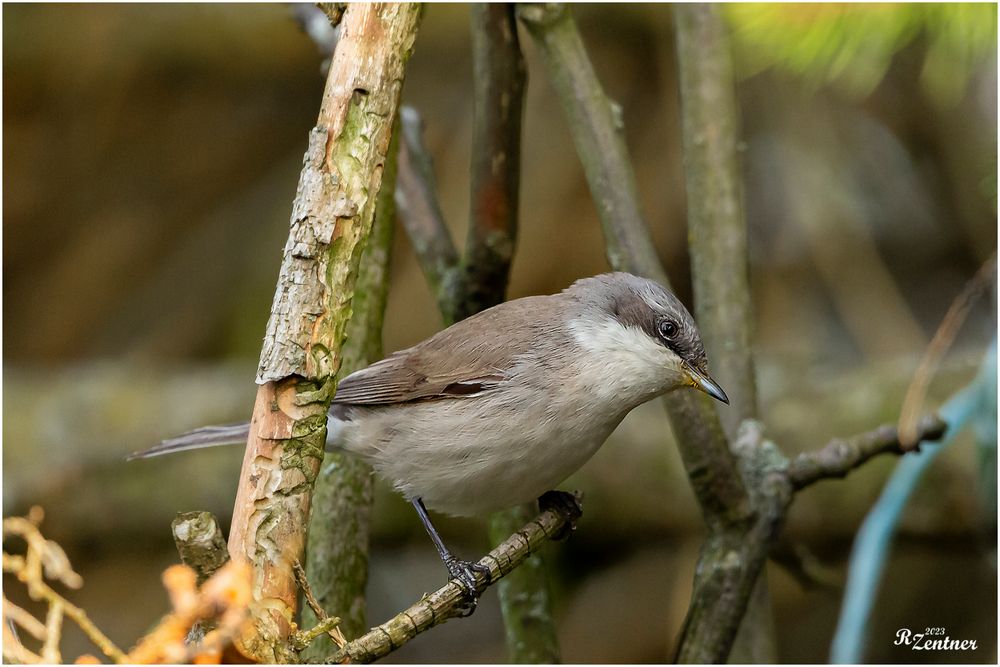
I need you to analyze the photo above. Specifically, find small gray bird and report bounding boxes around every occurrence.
[132,272,728,600]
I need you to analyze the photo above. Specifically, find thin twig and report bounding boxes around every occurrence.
[3,512,128,664]
[397,106,460,308]
[330,493,583,664]
[294,560,347,649]
[291,616,343,651]
[788,415,948,490]
[3,619,41,664]
[898,252,996,447]
[3,596,46,640]
[41,600,63,663]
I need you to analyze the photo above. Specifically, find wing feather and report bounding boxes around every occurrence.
[332,294,569,406]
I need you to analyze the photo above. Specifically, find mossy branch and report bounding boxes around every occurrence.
[225,5,421,661]
[300,120,401,661]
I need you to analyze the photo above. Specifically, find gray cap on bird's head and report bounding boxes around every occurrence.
[566,272,729,404]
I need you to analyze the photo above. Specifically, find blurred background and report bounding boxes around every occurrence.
[4,3,997,663]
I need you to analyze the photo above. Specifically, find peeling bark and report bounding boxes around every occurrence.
[226,5,421,662]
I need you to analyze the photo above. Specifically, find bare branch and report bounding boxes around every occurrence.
[3,510,128,664]
[330,493,582,664]
[788,415,948,491]
[674,4,771,660]
[898,253,995,447]
[676,3,758,434]
[396,107,460,307]
[454,3,526,323]
[519,7,760,659]
[517,2,748,526]
[516,3,666,286]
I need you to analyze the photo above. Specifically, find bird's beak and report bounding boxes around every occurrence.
[683,361,730,404]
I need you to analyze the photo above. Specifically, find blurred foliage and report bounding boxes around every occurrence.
[725,3,997,106]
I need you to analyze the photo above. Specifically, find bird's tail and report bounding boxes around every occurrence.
[128,406,353,461]
[126,422,251,460]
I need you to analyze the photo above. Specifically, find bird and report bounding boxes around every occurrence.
[131,272,728,602]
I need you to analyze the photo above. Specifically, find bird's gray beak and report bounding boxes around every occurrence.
[683,361,730,404]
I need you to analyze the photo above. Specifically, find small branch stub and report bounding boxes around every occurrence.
[172,511,229,585]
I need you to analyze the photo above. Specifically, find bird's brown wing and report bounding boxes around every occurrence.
[332,294,569,406]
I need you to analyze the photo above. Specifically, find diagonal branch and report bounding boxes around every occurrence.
[788,415,948,491]
[330,494,582,664]
[397,107,460,310]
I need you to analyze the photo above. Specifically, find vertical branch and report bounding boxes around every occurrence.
[226,5,420,662]
[516,4,666,286]
[675,3,757,436]
[300,124,400,660]
[455,3,526,322]
[674,5,773,662]
[397,108,459,311]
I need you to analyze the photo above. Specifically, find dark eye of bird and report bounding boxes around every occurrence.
[658,319,678,340]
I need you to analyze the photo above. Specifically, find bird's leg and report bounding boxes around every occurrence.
[411,498,491,612]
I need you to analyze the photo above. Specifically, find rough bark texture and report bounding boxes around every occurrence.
[226,5,420,661]
[300,125,399,661]
[674,5,771,661]
[172,511,229,585]
[331,495,582,664]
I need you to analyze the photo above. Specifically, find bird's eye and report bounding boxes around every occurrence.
[658,319,678,340]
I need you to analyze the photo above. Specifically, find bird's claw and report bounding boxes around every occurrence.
[538,490,583,541]
[445,557,490,616]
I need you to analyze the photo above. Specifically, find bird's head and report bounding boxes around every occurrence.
[566,272,729,405]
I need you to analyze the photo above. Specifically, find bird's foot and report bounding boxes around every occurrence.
[538,490,584,541]
[444,557,491,616]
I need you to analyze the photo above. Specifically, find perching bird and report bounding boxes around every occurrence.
[132,272,728,601]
